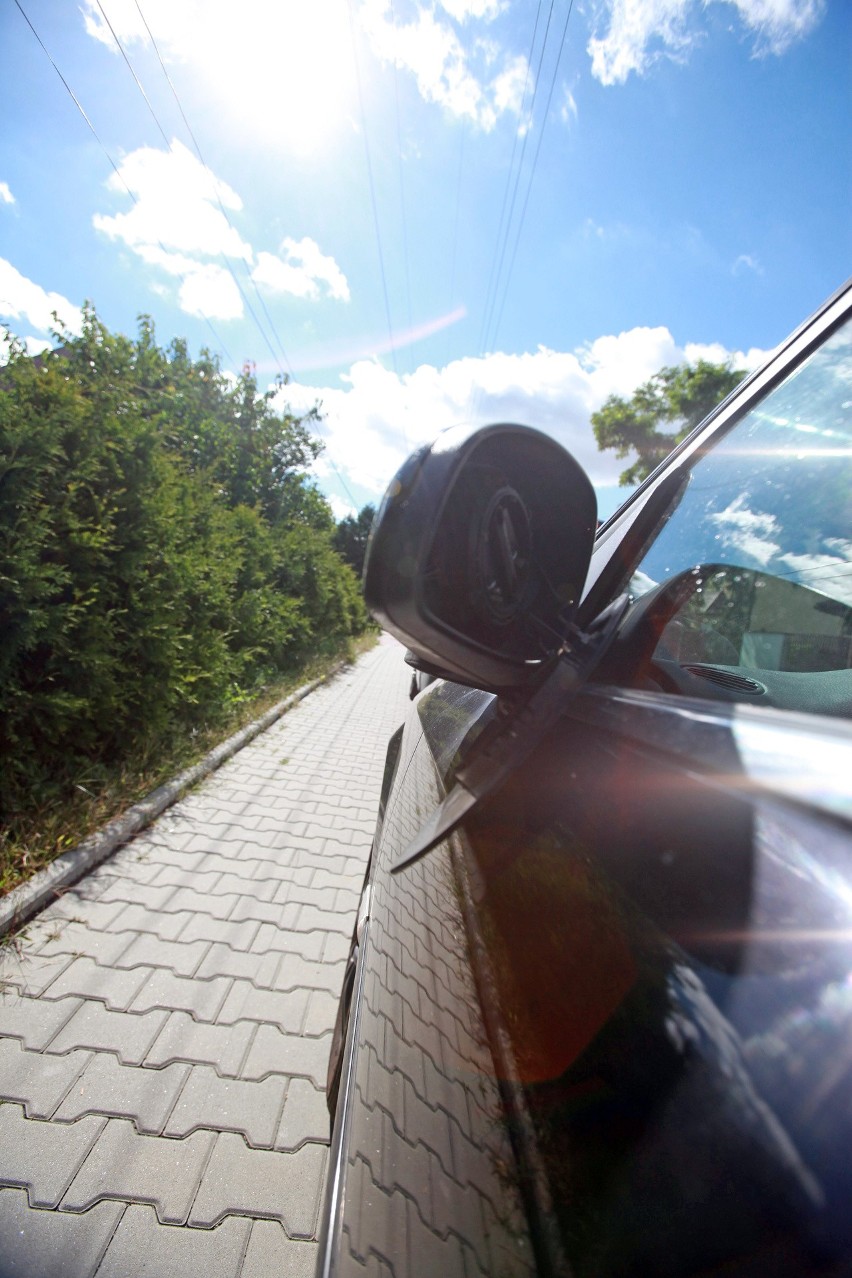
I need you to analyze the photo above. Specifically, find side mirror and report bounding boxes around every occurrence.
[364,423,597,692]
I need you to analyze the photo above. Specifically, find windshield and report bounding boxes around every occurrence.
[624,314,852,711]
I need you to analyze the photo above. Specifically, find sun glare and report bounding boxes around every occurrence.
[185,0,357,155]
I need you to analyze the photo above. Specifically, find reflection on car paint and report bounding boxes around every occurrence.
[326,729,535,1277]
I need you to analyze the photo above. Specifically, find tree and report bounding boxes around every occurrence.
[0,309,368,822]
[591,359,745,486]
[334,504,376,580]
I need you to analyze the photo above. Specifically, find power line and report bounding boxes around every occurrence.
[489,0,576,351]
[14,0,361,516]
[96,0,295,384]
[389,0,413,372]
[348,1,400,382]
[446,118,467,368]
[12,0,235,367]
[477,0,549,359]
[124,1,376,517]
[131,0,295,381]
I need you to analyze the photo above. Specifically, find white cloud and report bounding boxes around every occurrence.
[359,0,530,130]
[733,252,764,276]
[491,55,530,117]
[589,0,695,85]
[326,492,358,521]
[683,339,771,371]
[25,336,54,356]
[93,142,348,319]
[588,0,824,85]
[778,541,852,607]
[133,244,247,318]
[438,0,506,20]
[253,238,350,303]
[93,141,251,262]
[724,0,825,54]
[0,334,54,367]
[560,87,579,125]
[710,495,781,565]
[273,324,756,499]
[0,258,82,336]
[176,264,243,321]
[0,182,14,206]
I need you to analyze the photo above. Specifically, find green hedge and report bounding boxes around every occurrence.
[0,308,367,822]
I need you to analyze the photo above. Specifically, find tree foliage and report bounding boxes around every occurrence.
[0,308,368,821]
[334,504,376,580]
[591,359,745,486]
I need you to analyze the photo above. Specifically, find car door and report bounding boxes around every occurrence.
[319,282,852,1278]
[449,285,852,1275]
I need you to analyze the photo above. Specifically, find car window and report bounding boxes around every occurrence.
[626,314,852,716]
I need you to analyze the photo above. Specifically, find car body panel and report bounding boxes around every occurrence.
[319,280,852,1277]
[318,711,537,1277]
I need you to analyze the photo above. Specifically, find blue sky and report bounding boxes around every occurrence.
[1,0,849,520]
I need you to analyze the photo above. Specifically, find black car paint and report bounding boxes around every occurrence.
[318,281,852,1277]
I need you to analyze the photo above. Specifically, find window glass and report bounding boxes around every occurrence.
[629,316,852,713]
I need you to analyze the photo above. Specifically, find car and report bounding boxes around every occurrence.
[316,279,852,1278]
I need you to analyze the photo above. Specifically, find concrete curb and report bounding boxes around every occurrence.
[0,662,346,938]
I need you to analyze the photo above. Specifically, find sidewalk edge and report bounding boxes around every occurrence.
[0,662,346,938]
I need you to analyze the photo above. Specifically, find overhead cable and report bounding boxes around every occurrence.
[11,0,235,366]
[489,0,576,350]
[128,1,363,515]
[476,0,548,359]
[347,2,400,382]
[95,0,294,384]
[389,0,414,373]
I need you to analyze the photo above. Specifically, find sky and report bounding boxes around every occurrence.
[1,0,850,522]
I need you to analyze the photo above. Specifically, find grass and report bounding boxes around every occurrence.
[0,631,378,898]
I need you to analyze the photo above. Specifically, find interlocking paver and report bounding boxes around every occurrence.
[271,953,345,995]
[162,886,240,919]
[0,639,412,1275]
[94,1204,251,1278]
[0,1038,91,1118]
[114,932,210,976]
[27,920,137,967]
[0,1188,124,1278]
[164,1065,286,1147]
[250,923,326,961]
[39,956,153,1010]
[94,882,178,912]
[275,1077,328,1151]
[54,1052,191,1133]
[302,989,339,1037]
[194,941,281,985]
[46,1001,169,1065]
[1,933,76,991]
[143,1011,255,1077]
[129,968,232,1021]
[0,1103,106,1208]
[240,1219,318,1278]
[188,1132,326,1234]
[229,895,300,928]
[217,980,308,1032]
[241,1024,332,1087]
[175,912,262,950]
[99,903,191,941]
[0,992,83,1049]
[62,1119,216,1223]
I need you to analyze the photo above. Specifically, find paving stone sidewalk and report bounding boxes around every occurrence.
[0,636,411,1278]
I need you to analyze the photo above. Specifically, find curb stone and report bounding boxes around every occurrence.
[0,661,347,938]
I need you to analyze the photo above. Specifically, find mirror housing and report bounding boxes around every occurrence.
[364,423,597,692]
